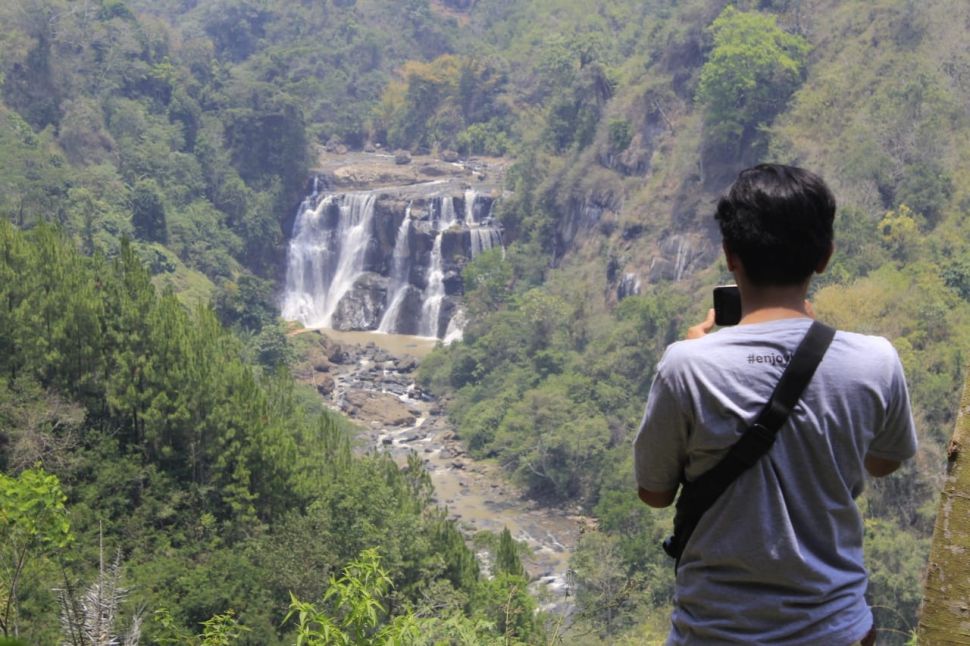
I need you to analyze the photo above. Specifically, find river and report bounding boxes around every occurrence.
[293,327,589,615]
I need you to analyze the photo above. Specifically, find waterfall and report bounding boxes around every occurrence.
[672,236,692,281]
[469,227,502,257]
[377,205,413,333]
[438,195,459,228]
[282,192,377,328]
[465,191,502,259]
[417,197,457,338]
[282,187,502,341]
[464,189,478,224]
[419,230,446,338]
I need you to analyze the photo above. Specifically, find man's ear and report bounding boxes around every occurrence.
[723,242,739,272]
[816,242,835,274]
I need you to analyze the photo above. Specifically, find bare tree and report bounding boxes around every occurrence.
[57,524,141,646]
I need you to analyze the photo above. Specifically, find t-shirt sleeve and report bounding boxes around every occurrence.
[866,347,918,462]
[634,369,689,492]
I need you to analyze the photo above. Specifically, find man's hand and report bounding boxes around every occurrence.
[864,454,902,477]
[686,308,716,340]
[638,487,676,508]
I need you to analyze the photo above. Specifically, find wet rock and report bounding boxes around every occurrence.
[330,274,389,330]
[344,390,416,427]
[418,164,446,176]
[397,356,419,373]
[382,437,393,445]
[328,344,350,364]
[315,374,335,396]
[382,382,408,397]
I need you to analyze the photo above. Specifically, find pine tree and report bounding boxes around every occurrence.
[495,527,525,579]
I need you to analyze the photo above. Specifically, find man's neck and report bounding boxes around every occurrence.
[738,283,811,325]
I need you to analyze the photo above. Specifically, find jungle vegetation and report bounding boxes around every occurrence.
[2,0,969,643]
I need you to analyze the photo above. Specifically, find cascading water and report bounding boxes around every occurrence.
[417,198,459,338]
[419,231,447,338]
[464,189,478,224]
[469,228,502,257]
[377,204,413,333]
[282,192,377,328]
[282,186,504,340]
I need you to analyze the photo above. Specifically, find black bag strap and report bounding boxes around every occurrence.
[662,321,836,568]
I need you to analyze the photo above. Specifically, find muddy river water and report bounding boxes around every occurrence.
[305,328,590,615]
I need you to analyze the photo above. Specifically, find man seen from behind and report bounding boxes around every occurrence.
[634,164,917,645]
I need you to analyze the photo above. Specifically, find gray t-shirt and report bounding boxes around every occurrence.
[634,318,917,645]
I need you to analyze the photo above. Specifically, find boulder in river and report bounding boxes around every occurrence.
[397,356,419,373]
[327,343,350,364]
[315,374,335,396]
[344,390,416,427]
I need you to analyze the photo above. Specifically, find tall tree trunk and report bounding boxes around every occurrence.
[918,376,970,644]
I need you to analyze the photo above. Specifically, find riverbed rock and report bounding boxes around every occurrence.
[394,150,412,165]
[382,381,408,397]
[327,343,350,364]
[343,390,416,426]
[397,356,419,373]
[315,374,335,396]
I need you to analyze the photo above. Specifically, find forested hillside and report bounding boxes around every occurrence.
[1,0,968,644]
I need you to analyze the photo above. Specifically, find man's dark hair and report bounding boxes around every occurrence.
[715,164,836,286]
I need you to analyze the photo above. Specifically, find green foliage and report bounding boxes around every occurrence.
[456,119,512,157]
[381,55,510,153]
[607,118,632,153]
[696,6,809,152]
[879,204,921,263]
[864,519,929,641]
[2,0,968,642]
[0,467,73,637]
[154,608,250,645]
[894,161,952,226]
[494,528,525,579]
[471,574,543,645]
[0,224,499,642]
[131,178,169,243]
[284,548,420,646]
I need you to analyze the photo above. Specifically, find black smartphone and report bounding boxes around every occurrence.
[713,285,741,326]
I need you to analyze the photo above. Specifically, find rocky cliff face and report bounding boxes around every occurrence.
[282,153,505,339]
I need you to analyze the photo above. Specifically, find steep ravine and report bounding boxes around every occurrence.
[291,328,591,615]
